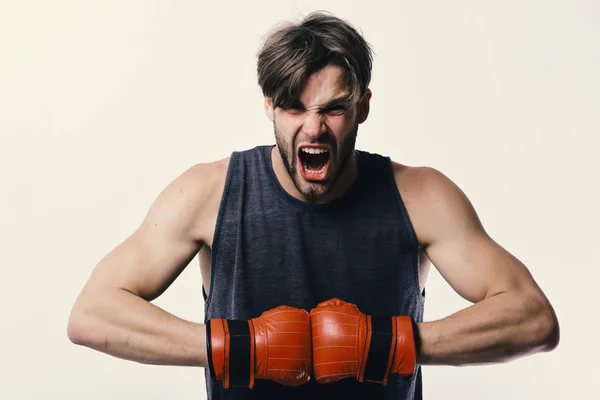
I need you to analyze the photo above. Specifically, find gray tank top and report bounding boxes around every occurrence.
[204,145,425,400]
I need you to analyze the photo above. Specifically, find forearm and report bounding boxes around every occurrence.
[417,291,558,366]
[68,288,207,367]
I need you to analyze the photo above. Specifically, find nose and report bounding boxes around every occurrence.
[302,112,327,139]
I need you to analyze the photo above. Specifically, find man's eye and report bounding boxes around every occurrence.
[326,106,346,115]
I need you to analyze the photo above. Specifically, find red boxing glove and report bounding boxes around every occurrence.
[207,305,311,389]
[310,298,418,385]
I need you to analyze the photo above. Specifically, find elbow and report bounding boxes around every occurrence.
[67,306,87,345]
[538,308,560,352]
[67,298,98,347]
[526,299,560,353]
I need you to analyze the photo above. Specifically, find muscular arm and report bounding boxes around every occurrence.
[67,161,225,367]
[397,166,560,366]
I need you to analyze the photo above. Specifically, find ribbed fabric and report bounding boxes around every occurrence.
[204,145,425,400]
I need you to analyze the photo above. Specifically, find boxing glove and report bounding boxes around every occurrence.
[206,305,311,389]
[310,298,418,385]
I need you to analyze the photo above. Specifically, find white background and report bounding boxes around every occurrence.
[1,1,598,398]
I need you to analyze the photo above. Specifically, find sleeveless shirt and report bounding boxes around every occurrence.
[203,145,425,400]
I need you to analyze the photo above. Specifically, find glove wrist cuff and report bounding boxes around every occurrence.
[206,319,225,383]
[359,315,395,384]
[206,318,255,389]
[391,316,418,377]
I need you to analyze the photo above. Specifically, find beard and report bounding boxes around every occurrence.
[274,123,358,203]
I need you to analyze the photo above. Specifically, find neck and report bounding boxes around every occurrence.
[270,146,358,204]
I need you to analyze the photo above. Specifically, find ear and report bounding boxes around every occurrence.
[264,97,275,122]
[357,89,372,124]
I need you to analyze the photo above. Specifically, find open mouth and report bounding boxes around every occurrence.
[298,147,331,181]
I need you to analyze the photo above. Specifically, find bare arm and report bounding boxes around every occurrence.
[397,166,560,366]
[67,161,226,367]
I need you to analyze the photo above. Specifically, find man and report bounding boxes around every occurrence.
[67,11,559,400]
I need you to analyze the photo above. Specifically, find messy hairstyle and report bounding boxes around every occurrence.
[257,11,374,109]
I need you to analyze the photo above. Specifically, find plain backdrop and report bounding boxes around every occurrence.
[1,0,598,398]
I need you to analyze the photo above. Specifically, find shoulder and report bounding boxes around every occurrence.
[390,162,459,204]
[181,156,231,213]
[150,157,231,242]
[179,145,270,212]
[170,157,231,202]
[390,161,482,246]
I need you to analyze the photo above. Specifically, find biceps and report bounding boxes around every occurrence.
[425,233,534,303]
[85,225,202,301]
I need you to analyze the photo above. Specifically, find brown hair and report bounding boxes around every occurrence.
[257,11,374,109]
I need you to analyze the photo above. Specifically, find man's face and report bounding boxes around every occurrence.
[265,65,371,203]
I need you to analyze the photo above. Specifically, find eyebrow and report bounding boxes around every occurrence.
[293,95,351,111]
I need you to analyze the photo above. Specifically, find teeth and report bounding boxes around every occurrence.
[301,147,329,154]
